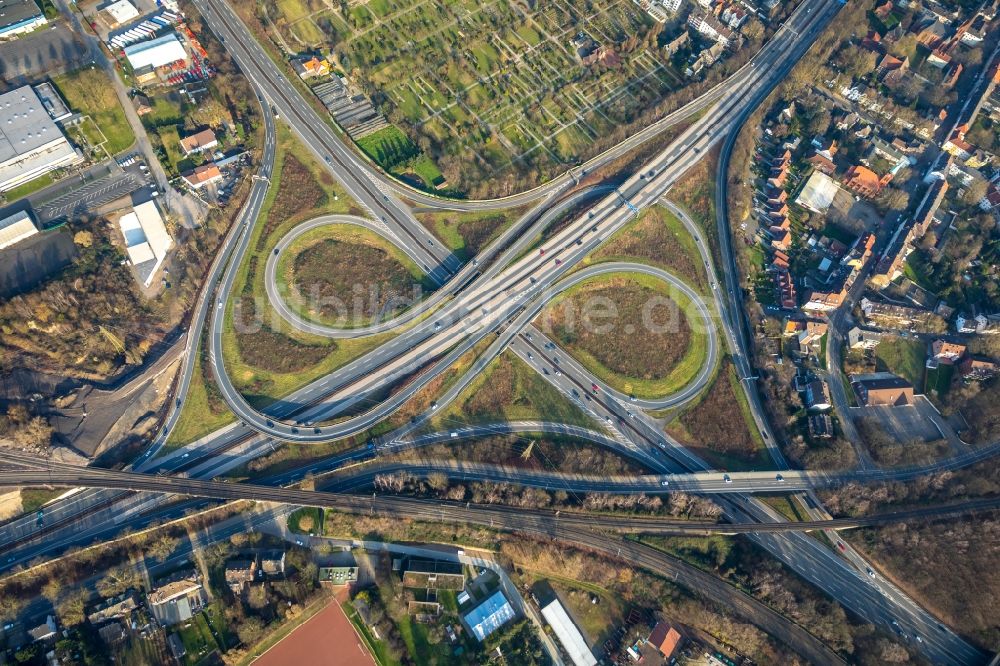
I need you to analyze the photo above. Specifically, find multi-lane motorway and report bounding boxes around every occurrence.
[4,0,996,663]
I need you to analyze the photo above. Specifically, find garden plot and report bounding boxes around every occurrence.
[271,0,685,192]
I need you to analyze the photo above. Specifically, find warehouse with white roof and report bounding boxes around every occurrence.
[0,85,83,193]
[101,0,140,25]
[540,599,597,666]
[123,33,187,71]
[116,199,173,286]
[0,210,38,250]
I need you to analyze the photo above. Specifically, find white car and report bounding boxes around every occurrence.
[660,480,669,487]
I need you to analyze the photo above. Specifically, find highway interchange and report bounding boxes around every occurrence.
[2,0,997,663]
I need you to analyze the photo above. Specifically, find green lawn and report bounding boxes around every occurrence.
[165,341,236,449]
[875,336,926,390]
[20,488,63,514]
[432,350,593,430]
[53,68,135,154]
[2,173,55,202]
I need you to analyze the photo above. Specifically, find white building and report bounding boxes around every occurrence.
[0,0,46,40]
[123,33,187,71]
[0,85,83,193]
[101,0,139,25]
[541,600,597,666]
[0,210,38,250]
[116,200,173,286]
[661,0,683,12]
[795,171,840,214]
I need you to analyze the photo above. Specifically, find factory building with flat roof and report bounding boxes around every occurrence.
[0,0,46,40]
[0,85,83,193]
[116,199,173,286]
[123,33,188,71]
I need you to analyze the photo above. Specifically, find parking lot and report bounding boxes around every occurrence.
[28,157,153,224]
[0,24,92,82]
[856,396,946,443]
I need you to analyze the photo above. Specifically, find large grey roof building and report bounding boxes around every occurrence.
[0,85,82,192]
[0,0,46,40]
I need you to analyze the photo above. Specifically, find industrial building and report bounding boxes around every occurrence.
[0,210,38,250]
[462,590,515,642]
[123,32,187,71]
[116,199,173,287]
[0,0,46,40]
[101,0,139,26]
[540,599,597,666]
[0,85,84,193]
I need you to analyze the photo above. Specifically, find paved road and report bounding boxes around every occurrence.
[198,0,843,445]
[193,0,458,283]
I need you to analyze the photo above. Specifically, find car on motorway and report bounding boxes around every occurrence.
[576,239,583,246]
[539,248,545,255]
[604,416,612,424]
[591,383,600,392]
[527,352,533,360]
[660,480,669,486]
[430,402,438,410]
[867,568,876,577]
[837,541,846,552]
[775,473,784,482]
[554,258,562,265]
[629,395,636,402]
[554,368,561,376]
[723,474,732,483]
[915,635,922,644]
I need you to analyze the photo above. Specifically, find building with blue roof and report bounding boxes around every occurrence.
[462,590,515,642]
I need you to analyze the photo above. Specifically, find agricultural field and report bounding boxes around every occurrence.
[267,0,686,197]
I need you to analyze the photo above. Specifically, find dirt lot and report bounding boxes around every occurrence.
[254,599,375,666]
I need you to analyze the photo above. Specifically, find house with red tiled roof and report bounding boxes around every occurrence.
[860,31,885,54]
[877,54,908,85]
[807,153,836,175]
[842,165,889,198]
[647,623,682,660]
[931,340,966,365]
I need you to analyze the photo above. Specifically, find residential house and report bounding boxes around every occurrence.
[802,287,847,313]
[688,11,734,46]
[807,152,836,175]
[852,372,915,406]
[955,313,1000,334]
[805,378,832,411]
[861,298,935,330]
[87,591,138,625]
[776,269,797,308]
[877,54,908,86]
[179,128,218,156]
[930,339,966,365]
[148,571,207,627]
[943,124,975,161]
[181,163,223,189]
[293,56,330,80]
[848,326,883,349]
[224,559,257,595]
[259,551,286,576]
[960,356,999,380]
[647,622,683,660]
[808,413,834,438]
[131,94,153,116]
[798,321,828,351]
[27,616,57,643]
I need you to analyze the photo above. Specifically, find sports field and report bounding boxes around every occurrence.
[254,600,375,666]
